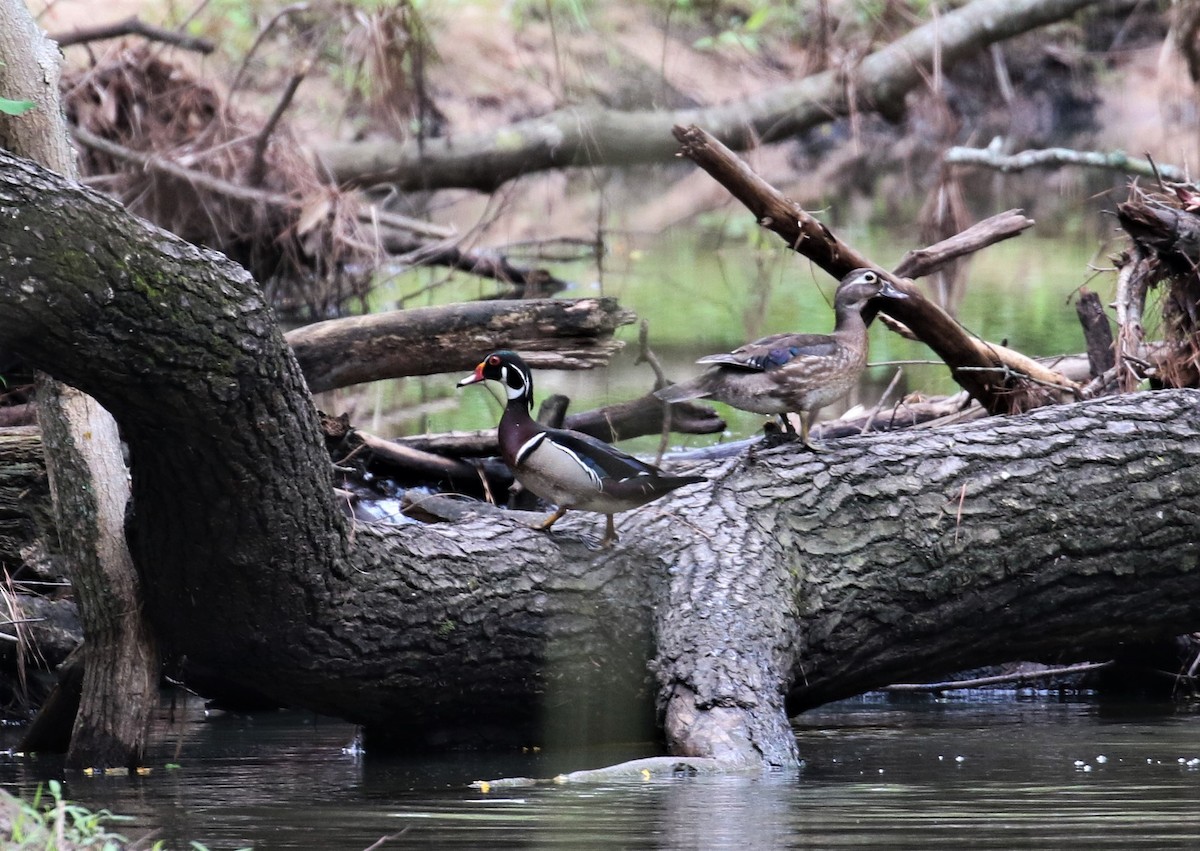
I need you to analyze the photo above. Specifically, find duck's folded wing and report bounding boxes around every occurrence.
[545,428,658,481]
[697,333,838,371]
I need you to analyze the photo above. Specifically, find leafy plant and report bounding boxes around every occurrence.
[0,97,34,116]
[4,780,134,849]
[692,5,773,53]
[1,780,251,850]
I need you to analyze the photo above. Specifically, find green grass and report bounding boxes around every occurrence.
[3,780,136,850]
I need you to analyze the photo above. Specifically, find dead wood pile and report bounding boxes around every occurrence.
[1115,183,1200,390]
[62,46,375,316]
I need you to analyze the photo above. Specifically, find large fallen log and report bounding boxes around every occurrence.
[4,144,1199,772]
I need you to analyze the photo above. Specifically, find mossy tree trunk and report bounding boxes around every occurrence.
[1,0,158,769]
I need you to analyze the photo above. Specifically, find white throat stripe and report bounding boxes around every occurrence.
[515,432,547,466]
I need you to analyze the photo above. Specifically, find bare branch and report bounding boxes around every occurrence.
[228,3,310,99]
[318,0,1103,190]
[892,209,1035,279]
[1075,289,1115,379]
[883,661,1113,693]
[70,125,565,292]
[51,15,215,53]
[247,53,317,188]
[285,298,637,393]
[946,143,1188,182]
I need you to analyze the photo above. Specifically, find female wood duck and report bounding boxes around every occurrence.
[655,268,908,450]
[458,350,705,547]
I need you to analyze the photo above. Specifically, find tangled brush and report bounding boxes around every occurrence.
[63,46,377,317]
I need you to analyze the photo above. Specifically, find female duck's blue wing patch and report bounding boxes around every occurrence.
[697,333,839,372]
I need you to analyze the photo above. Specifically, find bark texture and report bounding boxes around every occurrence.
[286,299,635,393]
[3,151,1200,767]
[318,0,1101,191]
[34,378,158,768]
[0,427,49,571]
[1,0,158,769]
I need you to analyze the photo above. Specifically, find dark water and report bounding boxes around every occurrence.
[4,693,1200,849]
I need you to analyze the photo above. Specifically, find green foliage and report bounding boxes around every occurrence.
[1,780,249,850]
[4,780,134,849]
[0,97,35,116]
[663,0,811,55]
[692,4,773,53]
[0,60,36,116]
[510,0,595,31]
[187,0,265,54]
[850,0,935,25]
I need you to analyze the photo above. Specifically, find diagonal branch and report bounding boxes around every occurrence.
[50,15,215,52]
[671,123,1077,415]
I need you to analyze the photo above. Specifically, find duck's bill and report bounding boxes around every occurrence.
[880,279,909,299]
[456,364,486,387]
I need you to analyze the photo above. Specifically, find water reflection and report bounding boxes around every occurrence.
[4,694,1200,849]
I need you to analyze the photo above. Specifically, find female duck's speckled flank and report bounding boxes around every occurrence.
[655,268,907,449]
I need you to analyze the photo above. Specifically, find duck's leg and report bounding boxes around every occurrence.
[599,515,618,548]
[800,409,824,452]
[761,414,797,448]
[538,506,569,531]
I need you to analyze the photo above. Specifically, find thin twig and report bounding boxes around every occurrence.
[228,2,310,100]
[883,660,1114,692]
[859,367,904,435]
[634,319,672,467]
[955,364,1082,398]
[247,51,318,187]
[51,15,216,52]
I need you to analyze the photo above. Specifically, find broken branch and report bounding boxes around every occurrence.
[51,16,215,52]
[286,298,636,393]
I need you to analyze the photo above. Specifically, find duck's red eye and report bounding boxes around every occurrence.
[488,355,501,366]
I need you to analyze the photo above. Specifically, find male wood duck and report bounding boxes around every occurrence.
[655,268,908,450]
[458,350,706,547]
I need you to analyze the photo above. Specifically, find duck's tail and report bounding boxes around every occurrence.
[653,379,710,405]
